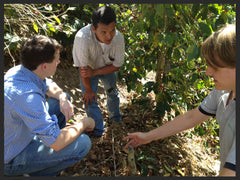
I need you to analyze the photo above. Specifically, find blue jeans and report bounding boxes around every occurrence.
[4,94,91,176]
[79,72,122,136]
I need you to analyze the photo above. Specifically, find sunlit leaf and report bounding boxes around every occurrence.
[33,22,38,33]
[52,15,61,24]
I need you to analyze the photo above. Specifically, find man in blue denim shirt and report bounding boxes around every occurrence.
[4,35,95,176]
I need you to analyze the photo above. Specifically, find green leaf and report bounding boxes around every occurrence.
[220,12,228,24]
[195,125,205,136]
[173,48,181,60]
[199,22,212,37]
[4,33,12,40]
[52,15,61,24]
[200,6,208,20]
[47,23,55,32]
[190,73,198,84]
[11,36,21,43]
[187,44,199,61]
[215,14,225,27]
[68,119,75,123]
[33,22,38,33]
[67,7,76,11]
[163,163,172,173]
[155,102,166,117]
[132,20,144,34]
[197,80,204,90]
[136,83,143,94]
[164,31,177,47]
[208,5,219,15]
[44,4,52,11]
[140,163,149,176]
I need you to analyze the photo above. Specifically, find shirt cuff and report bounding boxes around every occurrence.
[224,162,236,171]
[198,106,215,117]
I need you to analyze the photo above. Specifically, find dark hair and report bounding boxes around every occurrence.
[201,24,235,68]
[92,5,116,29]
[20,35,62,71]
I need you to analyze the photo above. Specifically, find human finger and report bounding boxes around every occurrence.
[124,139,135,149]
[94,94,97,101]
[122,134,131,141]
[85,98,89,106]
[123,133,136,140]
[89,96,92,105]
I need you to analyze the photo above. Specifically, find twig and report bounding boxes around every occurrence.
[4,42,16,67]
[116,84,128,99]
[93,156,112,167]
[112,129,117,177]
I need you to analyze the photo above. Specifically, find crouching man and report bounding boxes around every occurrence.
[4,35,95,176]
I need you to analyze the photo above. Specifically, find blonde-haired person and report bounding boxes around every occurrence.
[123,24,236,176]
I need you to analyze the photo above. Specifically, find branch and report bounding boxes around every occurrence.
[112,129,117,176]
[4,42,16,67]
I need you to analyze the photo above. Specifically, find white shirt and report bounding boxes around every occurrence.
[72,24,125,70]
[199,89,236,171]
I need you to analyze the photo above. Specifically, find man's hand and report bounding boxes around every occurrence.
[83,89,97,106]
[80,67,95,78]
[123,132,151,149]
[59,93,74,121]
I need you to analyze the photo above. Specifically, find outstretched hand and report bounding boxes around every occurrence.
[123,132,150,149]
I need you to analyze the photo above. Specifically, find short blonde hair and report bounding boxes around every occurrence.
[201,23,235,68]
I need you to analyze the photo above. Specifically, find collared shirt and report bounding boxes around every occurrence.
[4,65,61,164]
[199,88,236,171]
[72,24,125,69]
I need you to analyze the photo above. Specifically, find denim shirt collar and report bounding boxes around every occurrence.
[20,65,49,94]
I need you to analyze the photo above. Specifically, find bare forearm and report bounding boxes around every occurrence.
[218,168,236,176]
[50,121,86,151]
[78,68,92,91]
[93,65,120,76]
[146,107,209,142]
[46,82,66,100]
[80,76,92,91]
